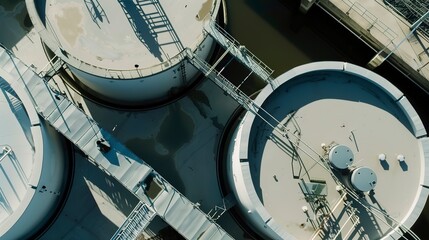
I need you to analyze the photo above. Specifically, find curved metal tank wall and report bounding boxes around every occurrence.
[0,124,69,239]
[0,77,70,239]
[67,36,215,105]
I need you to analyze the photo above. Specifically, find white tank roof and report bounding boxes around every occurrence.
[43,0,216,71]
[229,62,429,240]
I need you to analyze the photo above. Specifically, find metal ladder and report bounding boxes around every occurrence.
[38,55,64,80]
[179,61,187,85]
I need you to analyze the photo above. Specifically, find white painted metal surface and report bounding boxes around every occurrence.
[328,145,354,169]
[350,167,377,192]
[0,47,68,239]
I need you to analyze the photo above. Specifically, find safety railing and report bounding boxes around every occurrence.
[384,0,429,39]
[185,49,323,169]
[345,1,398,41]
[186,48,422,240]
[111,202,156,240]
[204,19,275,82]
[1,45,233,240]
[40,2,217,80]
[321,0,398,47]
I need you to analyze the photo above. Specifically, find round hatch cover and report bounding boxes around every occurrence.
[328,145,354,169]
[351,167,377,192]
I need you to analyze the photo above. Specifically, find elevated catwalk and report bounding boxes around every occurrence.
[0,45,232,239]
[226,62,429,239]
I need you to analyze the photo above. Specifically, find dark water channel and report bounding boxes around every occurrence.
[225,0,429,239]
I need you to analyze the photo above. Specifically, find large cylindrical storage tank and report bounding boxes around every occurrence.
[225,62,429,239]
[26,0,222,106]
[0,75,70,239]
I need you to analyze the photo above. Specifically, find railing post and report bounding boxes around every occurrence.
[0,146,12,163]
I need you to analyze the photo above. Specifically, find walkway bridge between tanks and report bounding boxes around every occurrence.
[203,19,277,89]
[185,48,289,141]
[0,46,233,240]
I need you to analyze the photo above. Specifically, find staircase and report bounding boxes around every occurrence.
[111,202,156,240]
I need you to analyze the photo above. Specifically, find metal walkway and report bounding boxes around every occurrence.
[112,201,156,240]
[185,48,285,135]
[203,19,277,88]
[0,47,233,240]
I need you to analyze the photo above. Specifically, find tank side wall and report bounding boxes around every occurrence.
[227,123,288,239]
[67,36,214,104]
[0,123,68,239]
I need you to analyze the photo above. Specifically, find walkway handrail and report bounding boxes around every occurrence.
[206,20,274,77]
[185,48,324,170]
[383,0,429,39]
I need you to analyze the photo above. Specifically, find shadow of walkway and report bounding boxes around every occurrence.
[84,0,110,28]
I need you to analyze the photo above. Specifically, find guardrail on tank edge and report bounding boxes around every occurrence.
[43,1,220,80]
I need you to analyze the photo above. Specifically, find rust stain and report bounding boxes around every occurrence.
[196,0,213,21]
[55,6,83,47]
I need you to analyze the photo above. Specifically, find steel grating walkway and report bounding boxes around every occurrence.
[112,201,156,240]
[185,48,283,133]
[203,19,277,88]
[0,46,233,240]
